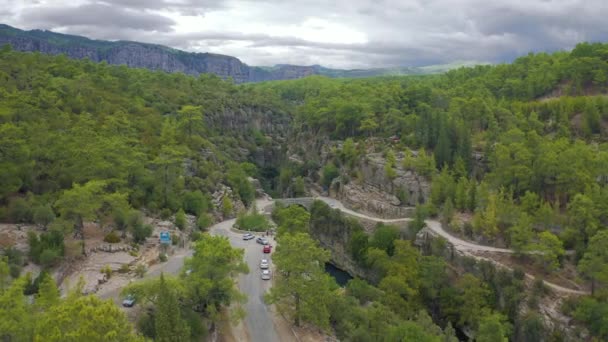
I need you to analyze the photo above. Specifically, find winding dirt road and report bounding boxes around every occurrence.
[311,196,588,295]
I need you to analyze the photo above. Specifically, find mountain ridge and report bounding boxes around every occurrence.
[0,24,477,82]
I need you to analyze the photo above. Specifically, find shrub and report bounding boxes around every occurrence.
[129,250,139,257]
[221,197,233,217]
[171,233,179,246]
[101,264,112,279]
[190,231,202,242]
[321,162,339,188]
[8,198,32,223]
[160,208,172,220]
[175,209,187,230]
[33,205,55,228]
[369,224,399,256]
[118,263,130,273]
[39,248,61,268]
[236,211,270,232]
[0,206,7,221]
[103,231,121,243]
[132,223,153,244]
[196,214,213,231]
[9,264,21,278]
[135,264,147,278]
[159,253,168,262]
[24,271,49,295]
[182,190,210,216]
[28,230,64,265]
[137,311,156,339]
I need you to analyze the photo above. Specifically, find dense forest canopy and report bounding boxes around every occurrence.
[1,41,608,340]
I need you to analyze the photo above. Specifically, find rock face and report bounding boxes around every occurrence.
[333,152,430,219]
[0,24,422,83]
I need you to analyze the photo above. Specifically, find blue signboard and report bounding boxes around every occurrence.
[160,231,171,244]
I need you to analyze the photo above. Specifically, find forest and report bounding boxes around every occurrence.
[0,41,607,340]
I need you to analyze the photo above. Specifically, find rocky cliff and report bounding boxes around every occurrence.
[0,24,435,83]
[331,151,429,219]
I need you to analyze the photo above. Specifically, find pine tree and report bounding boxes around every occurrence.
[155,273,190,342]
[36,272,60,311]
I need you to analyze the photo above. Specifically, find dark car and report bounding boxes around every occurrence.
[122,294,136,307]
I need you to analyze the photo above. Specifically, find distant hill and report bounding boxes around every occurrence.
[0,24,481,82]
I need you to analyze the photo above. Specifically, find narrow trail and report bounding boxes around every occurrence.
[280,196,589,296]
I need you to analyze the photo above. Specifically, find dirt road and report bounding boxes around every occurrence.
[312,196,588,295]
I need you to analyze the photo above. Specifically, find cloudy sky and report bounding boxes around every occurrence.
[1,0,607,68]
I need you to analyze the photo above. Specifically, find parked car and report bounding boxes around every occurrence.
[261,269,271,280]
[243,233,255,240]
[263,245,272,253]
[122,294,136,307]
[256,237,269,245]
[260,259,269,269]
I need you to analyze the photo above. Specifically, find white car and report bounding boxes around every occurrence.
[261,269,271,280]
[260,259,269,269]
[243,233,255,240]
[256,237,269,245]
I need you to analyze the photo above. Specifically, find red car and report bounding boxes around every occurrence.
[263,245,272,253]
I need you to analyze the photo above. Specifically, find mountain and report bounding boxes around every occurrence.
[0,24,470,82]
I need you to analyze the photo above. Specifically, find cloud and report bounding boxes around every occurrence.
[99,0,226,15]
[20,2,176,32]
[3,0,608,68]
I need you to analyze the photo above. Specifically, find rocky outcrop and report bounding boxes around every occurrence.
[332,152,429,219]
[211,185,245,220]
[0,24,426,83]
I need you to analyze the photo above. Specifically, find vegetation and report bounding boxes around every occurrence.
[123,235,247,339]
[266,232,335,328]
[1,39,608,339]
[0,270,143,341]
[235,210,270,232]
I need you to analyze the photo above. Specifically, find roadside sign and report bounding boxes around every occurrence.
[160,231,171,244]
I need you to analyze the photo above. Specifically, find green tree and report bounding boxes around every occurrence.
[473,192,500,240]
[176,105,204,138]
[274,205,310,236]
[293,176,306,197]
[33,205,55,229]
[183,235,247,321]
[377,240,421,317]
[0,277,32,341]
[321,162,339,188]
[456,274,491,329]
[54,180,106,255]
[566,193,599,250]
[175,208,187,230]
[369,224,399,256]
[182,190,209,216]
[266,232,334,329]
[35,272,60,311]
[578,230,608,295]
[476,312,510,342]
[508,213,534,255]
[226,164,255,206]
[196,214,213,231]
[155,273,190,342]
[532,231,564,272]
[221,196,233,218]
[35,295,144,342]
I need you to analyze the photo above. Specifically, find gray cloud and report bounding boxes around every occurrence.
[99,0,226,15]
[21,3,175,32]
[3,0,608,68]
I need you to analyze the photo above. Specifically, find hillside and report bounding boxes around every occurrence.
[0,42,608,341]
[0,24,467,83]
